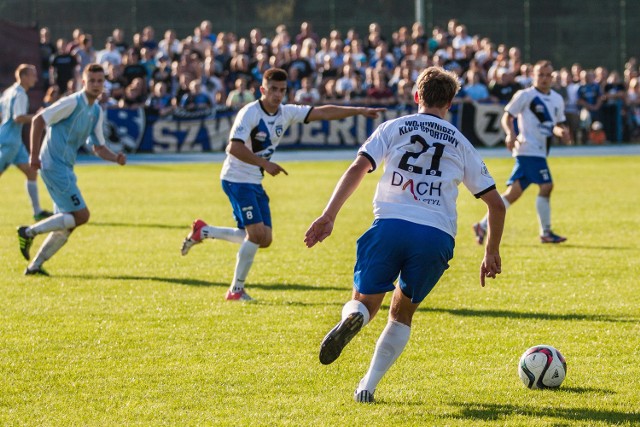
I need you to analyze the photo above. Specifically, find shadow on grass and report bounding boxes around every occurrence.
[417,307,638,323]
[449,402,639,423]
[560,386,616,394]
[89,221,186,230]
[60,274,347,292]
[505,242,637,251]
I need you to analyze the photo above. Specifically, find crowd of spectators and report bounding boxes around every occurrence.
[36,19,640,144]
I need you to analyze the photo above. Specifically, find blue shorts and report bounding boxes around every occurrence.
[0,143,29,173]
[40,165,86,212]
[221,180,271,229]
[354,218,454,304]
[507,156,552,191]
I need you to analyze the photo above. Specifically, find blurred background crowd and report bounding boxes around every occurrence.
[34,19,640,144]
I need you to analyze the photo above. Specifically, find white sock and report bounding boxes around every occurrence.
[229,240,260,293]
[28,213,76,237]
[201,225,246,244]
[480,195,510,230]
[26,180,42,215]
[357,320,411,393]
[29,230,70,269]
[536,196,551,235]
[341,299,370,327]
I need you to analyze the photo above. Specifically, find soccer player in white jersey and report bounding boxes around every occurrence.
[473,60,570,244]
[304,66,506,403]
[181,68,384,301]
[0,64,52,220]
[17,64,126,275]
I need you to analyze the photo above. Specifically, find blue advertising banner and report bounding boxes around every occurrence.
[105,103,504,153]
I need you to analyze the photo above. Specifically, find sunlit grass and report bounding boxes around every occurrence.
[1,154,638,426]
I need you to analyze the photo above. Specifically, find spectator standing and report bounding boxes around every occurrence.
[112,28,129,55]
[463,70,490,102]
[602,71,626,142]
[226,77,255,110]
[50,38,79,94]
[489,69,521,104]
[180,80,213,113]
[158,29,182,61]
[144,81,173,117]
[564,65,582,144]
[294,76,320,105]
[73,34,96,71]
[39,27,56,90]
[577,69,604,138]
[96,37,122,67]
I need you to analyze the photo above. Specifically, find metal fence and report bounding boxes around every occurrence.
[2,0,639,70]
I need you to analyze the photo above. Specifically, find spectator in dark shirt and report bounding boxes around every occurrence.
[181,80,213,113]
[122,49,148,86]
[119,77,147,108]
[489,69,521,104]
[50,38,79,92]
[39,27,56,90]
[146,81,174,116]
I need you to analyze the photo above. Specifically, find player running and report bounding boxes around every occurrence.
[17,63,126,275]
[0,64,52,220]
[181,67,384,301]
[473,60,570,244]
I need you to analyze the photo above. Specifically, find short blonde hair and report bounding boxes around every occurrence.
[15,64,36,81]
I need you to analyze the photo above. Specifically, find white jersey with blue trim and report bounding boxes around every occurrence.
[505,86,566,158]
[220,100,312,184]
[358,112,496,238]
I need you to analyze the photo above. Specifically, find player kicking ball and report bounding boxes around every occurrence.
[181,68,384,301]
[305,66,505,403]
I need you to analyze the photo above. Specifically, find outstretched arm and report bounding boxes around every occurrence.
[93,145,126,165]
[306,105,385,121]
[304,155,372,248]
[479,189,506,287]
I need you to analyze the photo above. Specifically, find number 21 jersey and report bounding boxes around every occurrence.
[358,112,496,238]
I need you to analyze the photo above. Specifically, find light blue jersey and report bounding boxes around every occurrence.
[0,83,30,171]
[39,91,106,169]
[37,91,106,212]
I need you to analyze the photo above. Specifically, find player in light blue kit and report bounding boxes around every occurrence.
[473,60,570,244]
[305,67,506,403]
[180,67,384,301]
[17,63,126,275]
[0,64,52,220]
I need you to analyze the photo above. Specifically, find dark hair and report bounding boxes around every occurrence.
[534,60,553,71]
[263,68,288,82]
[83,63,105,75]
[416,66,460,108]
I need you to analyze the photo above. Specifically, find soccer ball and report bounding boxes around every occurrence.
[518,345,567,389]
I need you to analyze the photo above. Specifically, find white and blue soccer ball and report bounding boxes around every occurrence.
[518,345,567,389]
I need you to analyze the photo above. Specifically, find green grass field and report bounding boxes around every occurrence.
[1,153,639,426]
